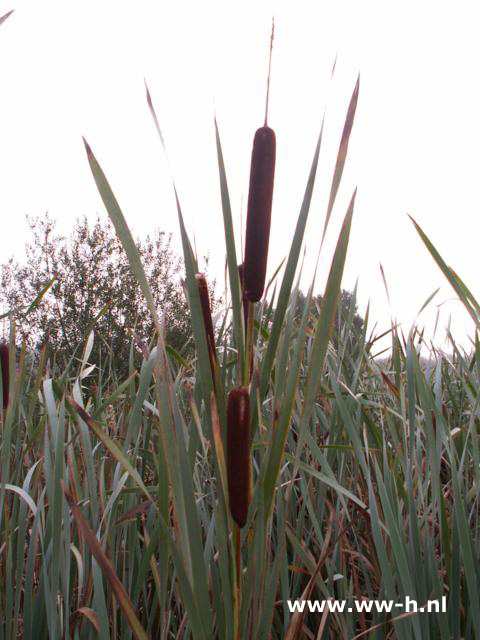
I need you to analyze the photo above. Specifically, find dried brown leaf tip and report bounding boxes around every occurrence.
[195,273,217,373]
[227,386,251,528]
[0,342,9,411]
[244,126,276,302]
[82,136,92,156]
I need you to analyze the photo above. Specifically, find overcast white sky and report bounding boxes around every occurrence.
[1,0,479,355]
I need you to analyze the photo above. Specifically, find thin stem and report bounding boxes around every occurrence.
[244,301,255,384]
[233,523,241,640]
[264,17,275,127]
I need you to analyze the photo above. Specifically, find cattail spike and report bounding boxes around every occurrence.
[195,273,217,379]
[227,386,251,528]
[0,342,9,411]
[244,126,276,302]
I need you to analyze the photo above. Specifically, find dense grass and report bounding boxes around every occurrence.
[1,70,480,640]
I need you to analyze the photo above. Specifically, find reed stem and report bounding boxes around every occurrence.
[244,301,255,384]
[233,523,241,640]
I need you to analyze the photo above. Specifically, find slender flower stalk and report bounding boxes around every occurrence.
[227,386,251,528]
[0,342,9,411]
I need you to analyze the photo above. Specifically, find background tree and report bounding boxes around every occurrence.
[293,288,365,354]
[0,214,216,375]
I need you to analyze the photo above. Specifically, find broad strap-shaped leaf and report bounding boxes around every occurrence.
[302,189,356,420]
[410,215,480,328]
[83,139,162,335]
[321,75,360,246]
[214,119,245,373]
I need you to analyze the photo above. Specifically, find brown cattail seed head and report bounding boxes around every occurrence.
[195,273,217,373]
[0,342,9,411]
[227,386,251,528]
[244,126,276,302]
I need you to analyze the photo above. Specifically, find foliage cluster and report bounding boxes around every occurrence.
[0,215,215,376]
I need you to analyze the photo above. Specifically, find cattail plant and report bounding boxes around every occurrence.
[227,386,251,528]
[76,32,367,639]
[243,23,276,303]
[195,273,217,381]
[0,341,8,411]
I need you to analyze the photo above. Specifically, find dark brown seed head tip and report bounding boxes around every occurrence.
[244,126,276,302]
[195,273,217,363]
[195,272,206,294]
[0,342,9,411]
[227,386,251,528]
